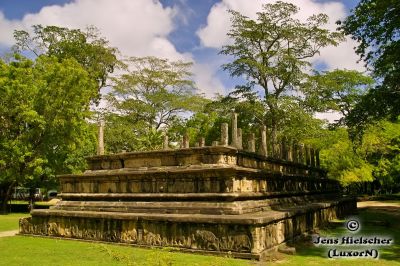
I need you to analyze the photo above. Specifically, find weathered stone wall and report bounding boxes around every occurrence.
[84,147,325,177]
[59,168,335,195]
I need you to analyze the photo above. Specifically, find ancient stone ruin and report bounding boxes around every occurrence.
[20,114,356,259]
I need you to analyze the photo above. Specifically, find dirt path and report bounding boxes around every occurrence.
[358,201,400,209]
[0,230,18,238]
[357,200,400,221]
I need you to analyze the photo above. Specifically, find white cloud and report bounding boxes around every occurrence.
[197,0,364,71]
[197,0,264,48]
[0,0,221,97]
[192,63,226,98]
[0,0,186,60]
[315,111,342,124]
[0,12,19,45]
[314,37,364,71]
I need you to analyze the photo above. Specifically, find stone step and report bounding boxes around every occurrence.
[51,194,341,215]
[59,191,340,201]
[29,197,355,225]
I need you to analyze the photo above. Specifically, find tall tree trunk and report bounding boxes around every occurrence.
[0,181,16,214]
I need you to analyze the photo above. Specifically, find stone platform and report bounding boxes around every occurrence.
[20,146,356,259]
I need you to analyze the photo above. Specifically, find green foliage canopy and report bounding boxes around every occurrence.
[13,25,120,101]
[340,0,400,134]
[303,69,374,124]
[220,1,344,141]
[0,55,97,210]
[104,56,207,152]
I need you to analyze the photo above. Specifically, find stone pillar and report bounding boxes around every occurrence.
[299,144,305,164]
[310,147,316,167]
[179,136,184,149]
[292,143,298,163]
[97,121,105,155]
[258,126,268,157]
[287,142,293,162]
[163,134,169,150]
[237,128,243,149]
[280,141,287,160]
[273,142,280,159]
[199,137,205,147]
[183,133,189,148]
[231,113,238,147]
[221,123,229,146]
[305,145,311,166]
[316,149,320,167]
[247,133,255,152]
[212,141,219,146]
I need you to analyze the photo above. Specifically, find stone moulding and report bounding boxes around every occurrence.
[19,146,356,259]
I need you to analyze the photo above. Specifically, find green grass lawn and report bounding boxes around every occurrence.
[0,202,399,265]
[0,236,250,266]
[0,213,29,232]
[10,200,56,206]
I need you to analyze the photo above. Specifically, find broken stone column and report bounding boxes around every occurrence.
[179,136,184,149]
[299,144,305,164]
[273,142,280,159]
[97,121,105,155]
[199,137,205,147]
[212,141,219,146]
[247,133,255,152]
[237,128,243,149]
[231,113,238,147]
[163,134,169,150]
[292,143,298,163]
[221,123,229,146]
[310,147,316,167]
[280,141,287,160]
[316,149,320,167]
[183,133,190,148]
[258,126,268,157]
[287,142,293,162]
[305,145,311,166]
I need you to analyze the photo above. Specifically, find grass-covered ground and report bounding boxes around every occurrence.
[0,201,399,265]
[0,213,28,232]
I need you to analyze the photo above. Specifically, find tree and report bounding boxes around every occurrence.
[13,25,120,101]
[303,69,374,124]
[315,128,374,186]
[220,1,344,143]
[360,120,400,193]
[170,94,266,147]
[104,56,206,152]
[339,0,400,133]
[0,55,97,213]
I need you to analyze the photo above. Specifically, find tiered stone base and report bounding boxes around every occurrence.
[20,197,355,259]
[19,147,356,259]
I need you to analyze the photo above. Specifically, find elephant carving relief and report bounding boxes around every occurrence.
[194,230,219,251]
[232,234,251,252]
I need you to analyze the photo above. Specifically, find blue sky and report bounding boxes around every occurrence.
[0,0,363,99]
